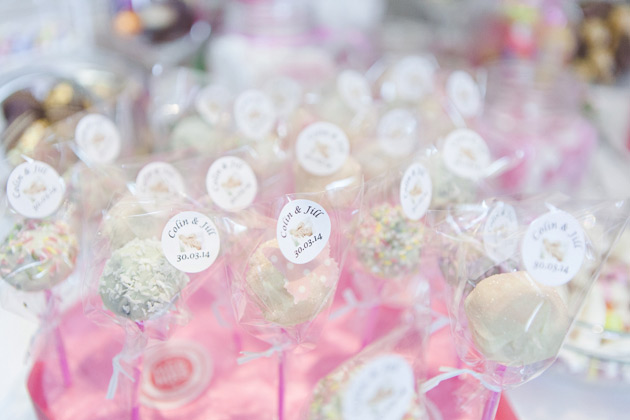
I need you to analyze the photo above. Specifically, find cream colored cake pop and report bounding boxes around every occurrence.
[294,156,362,207]
[464,271,570,366]
[245,239,339,327]
[101,193,173,249]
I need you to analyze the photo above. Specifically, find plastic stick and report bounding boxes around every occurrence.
[481,365,505,420]
[278,350,285,420]
[131,322,145,420]
[44,290,71,387]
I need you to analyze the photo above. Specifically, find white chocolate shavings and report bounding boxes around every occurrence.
[98,238,189,321]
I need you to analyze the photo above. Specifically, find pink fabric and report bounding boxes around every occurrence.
[29,267,504,420]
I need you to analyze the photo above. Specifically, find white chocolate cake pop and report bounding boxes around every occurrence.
[101,193,172,249]
[99,238,188,322]
[428,154,476,209]
[294,156,362,207]
[465,271,570,366]
[0,219,78,292]
[245,239,339,327]
[170,115,235,154]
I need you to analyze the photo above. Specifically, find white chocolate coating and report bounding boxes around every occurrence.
[245,239,339,327]
[294,156,362,207]
[101,193,171,249]
[465,271,570,366]
[170,115,235,154]
[99,238,188,321]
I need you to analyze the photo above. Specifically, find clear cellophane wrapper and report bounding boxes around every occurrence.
[149,67,234,154]
[0,147,81,320]
[429,194,629,388]
[303,302,432,420]
[81,151,230,336]
[79,151,233,408]
[226,186,363,351]
[348,157,431,309]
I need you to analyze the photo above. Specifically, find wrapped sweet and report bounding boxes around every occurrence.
[245,239,339,327]
[293,122,362,207]
[306,308,429,420]
[465,271,569,365]
[101,193,172,250]
[308,358,426,420]
[314,70,377,145]
[294,157,362,205]
[0,219,78,292]
[433,196,629,390]
[355,203,423,279]
[1,81,91,166]
[426,150,477,209]
[373,55,437,106]
[98,238,189,322]
[169,114,234,154]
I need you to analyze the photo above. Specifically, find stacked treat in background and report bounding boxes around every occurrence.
[1,1,630,420]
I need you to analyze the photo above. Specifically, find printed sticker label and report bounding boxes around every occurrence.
[161,211,221,273]
[206,156,258,212]
[195,84,231,126]
[234,90,277,140]
[296,122,350,176]
[483,202,519,263]
[277,199,331,265]
[141,340,213,410]
[522,210,586,287]
[342,355,415,420]
[337,70,373,112]
[136,162,185,200]
[7,161,65,219]
[391,55,436,102]
[400,163,432,221]
[264,77,302,117]
[446,71,482,118]
[75,114,122,164]
[442,129,491,180]
[378,108,418,157]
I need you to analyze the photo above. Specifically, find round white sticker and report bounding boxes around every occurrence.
[442,129,491,180]
[195,84,231,126]
[161,211,221,273]
[446,71,482,118]
[483,202,519,264]
[234,90,277,140]
[391,55,436,102]
[296,122,350,176]
[264,77,302,117]
[136,162,186,202]
[378,109,417,157]
[276,199,331,265]
[522,211,586,287]
[342,355,415,420]
[75,114,122,164]
[399,163,432,221]
[141,340,213,410]
[206,156,258,212]
[7,161,65,219]
[337,70,373,112]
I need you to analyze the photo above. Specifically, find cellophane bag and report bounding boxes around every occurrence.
[430,194,629,388]
[149,67,236,154]
[348,158,433,309]
[80,151,229,413]
[304,303,433,420]
[0,146,81,320]
[227,185,363,351]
